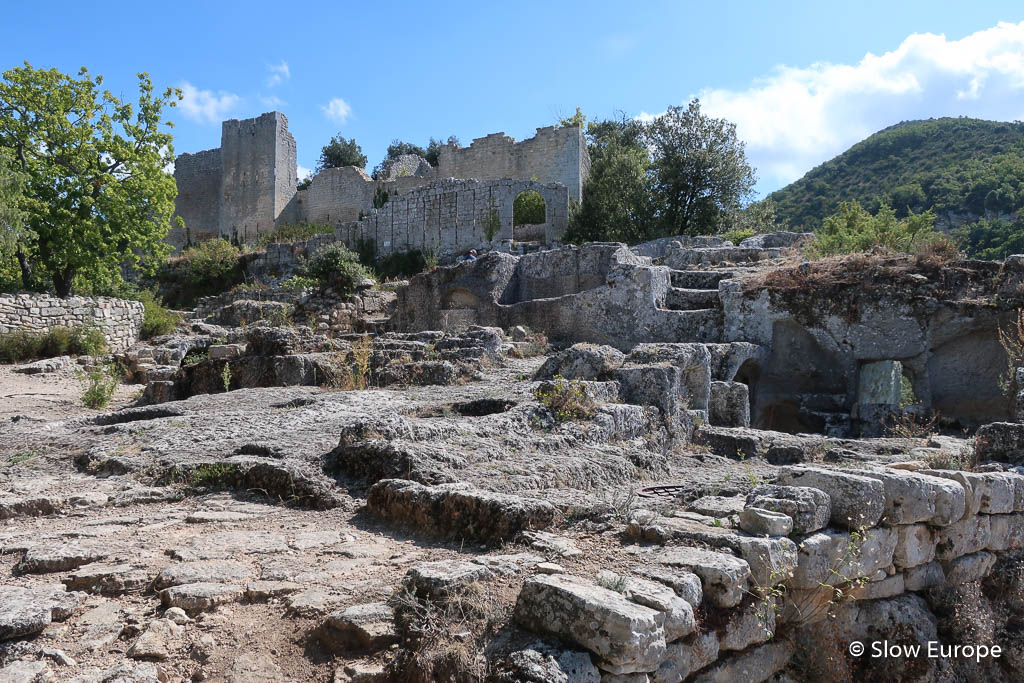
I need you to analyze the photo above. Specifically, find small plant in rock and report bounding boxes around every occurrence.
[883,409,939,440]
[595,571,629,593]
[923,448,975,471]
[534,375,596,422]
[81,364,119,409]
[303,242,374,298]
[999,308,1024,393]
[331,336,374,390]
[188,462,239,488]
[221,363,232,392]
[280,275,317,292]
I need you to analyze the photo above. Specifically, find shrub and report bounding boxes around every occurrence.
[0,324,107,362]
[280,275,318,291]
[81,364,119,409]
[534,376,596,422]
[810,201,936,257]
[722,227,756,245]
[183,238,241,288]
[303,243,374,297]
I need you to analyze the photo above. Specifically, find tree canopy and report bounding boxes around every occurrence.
[371,136,460,179]
[0,63,180,296]
[567,100,756,243]
[316,135,367,172]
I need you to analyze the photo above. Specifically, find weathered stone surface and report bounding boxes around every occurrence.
[694,640,793,683]
[935,514,991,560]
[850,572,906,600]
[153,560,254,590]
[0,661,50,683]
[169,531,289,561]
[858,468,966,526]
[739,508,793,536]
[987,512,1024,551]
[494,644,601,683]
[128,619,183,660]
[976,422,1024,464]
[159,582,244,612]
[718,597,775,651]
[520,531,582,558]
[790,527,897,589]
[943,550,997,584]
[652,631,719,683]
[734,536,798,588]
[367,479,556,541]
[16,542,107,574]
[903,561,946,591]
[404,560,493,600]
[0,495,62,521]
[653,547,751,608]
[184,511,255,523]
[227,652,284,683]
[632,566,703,608]
[708,381,750,428]
[0,585,80,641]
[513,574,667,675]
[892,524,937,569]
[617,575,696,642]
[745,484,830,534]
[62,563,150,595]
[77,602,124,652]
[535,343,625,381]
[318,602,397,652]
[777,466,885,528]
[285,588,339,616]
[687,496,744,519]
[245,581,302,601]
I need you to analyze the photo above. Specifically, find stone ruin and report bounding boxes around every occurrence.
[169,112,587,259]
[5,231,1024,681]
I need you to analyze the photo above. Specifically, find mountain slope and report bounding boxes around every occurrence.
[770,118,1024,231]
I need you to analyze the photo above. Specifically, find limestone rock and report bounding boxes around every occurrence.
[739,508,793,537]
[687,496,744,519]
[494,643,601,683]
[777,466,884,528]
[652,547,751,608]
[734,536,798,588]
[227,652,284,683]
[745,484,830,534]
[892,524,936,569]
[404,560,493,601]
[942,550,997,584]
[632,566,703,608]
[693,640,794,683]
[128,619,183,660]
[153,560,254,590]
[63,563,150,595]
[0,585,81,641]
[616,575,696,642]
[318,602,397,652]
[653,631,719,682]
[535,343,625,381]
[159,582,243,612]
[934,515,991,560]
[16,542,107,574]
[718,598,775,651]
[903,561,946,591]
[514,574,667,675]
[858,468,965,525]
[0,661,50,683]
[520,531,582,558]
[791,527,897,589]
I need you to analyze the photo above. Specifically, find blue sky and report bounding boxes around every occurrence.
[5,1,1024,196]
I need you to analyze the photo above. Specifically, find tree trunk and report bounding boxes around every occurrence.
[53,267,74,298]
[15,248,34,291]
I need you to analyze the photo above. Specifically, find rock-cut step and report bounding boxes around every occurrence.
[669,269,735,290]
[665,287,720,312]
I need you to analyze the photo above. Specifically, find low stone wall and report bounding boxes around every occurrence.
[511,462,1024,680]
[0,293,143,353]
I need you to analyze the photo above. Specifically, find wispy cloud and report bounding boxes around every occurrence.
[260,94,287,108]
[297,164,312,181]
[321,97,352,124]
[643,21,1024,193]
[178,82,240,124]
[266,61,290,88]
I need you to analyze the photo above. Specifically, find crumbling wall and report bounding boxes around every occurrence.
[0,293,143,352]
[169,148,222,250]
[305,166,375,225]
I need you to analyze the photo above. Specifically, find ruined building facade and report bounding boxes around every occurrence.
[170,111,589,257]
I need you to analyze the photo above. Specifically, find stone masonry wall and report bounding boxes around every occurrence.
[0,294,144,352]
[169,148,222,250]
[249,178,569,275]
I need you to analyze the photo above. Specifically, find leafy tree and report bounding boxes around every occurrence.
[0,63,180,296]
[316,135,367,172]
[646,99,756,236]
[566,114,652,244]
[514,190,546,225]
[372,140,428,179]
[811,200,936,256]
[424,136,460,167]
[559,107,587,129]
[0,149,26,253]
[953,213,1024,260]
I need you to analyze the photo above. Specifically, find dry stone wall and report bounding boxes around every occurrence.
[0,293,143,352]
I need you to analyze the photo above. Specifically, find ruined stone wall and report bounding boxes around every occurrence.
[436,125,588,200]
[249,178,569,276]
[305,166,375,225]
[0,294,143,352]
[169,148,222,250]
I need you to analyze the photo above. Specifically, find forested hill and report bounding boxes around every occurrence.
[769,118,1024,232]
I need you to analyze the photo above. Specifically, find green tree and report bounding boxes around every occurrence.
[514,190,546,225]
[372,140,428,179]
[0,149,26,254]
[316,135,367,172]
[559,107,587,129]
[811,200,936,256]
[424,136,459,166]
[954,213,1024,260]
[0,63,180,296]
[566,114,653,244]
[645,99,756,236]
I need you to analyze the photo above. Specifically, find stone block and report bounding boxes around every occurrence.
[858,469,965,526]
[709,381,750,427]
[739,508,793,537]
[892,524,937,569]
[652,547,751,608]
[791,527,897,589]
[903,561,946,591]
[734,536,798,588]
[745,485,830,534]
[777,466,885,528]
[934,515,991,560]
[942,551,997,584]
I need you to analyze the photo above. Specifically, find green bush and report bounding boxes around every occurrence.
[534,376,596,422]
[303,243,374,297]
[810,201,936,257]
[0,324,108,362]
[280,275,318,291]
[183,239,241,288]
[81,364,119,409]
[722,228,755,245]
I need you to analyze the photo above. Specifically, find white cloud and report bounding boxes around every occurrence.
[266,61,290,88]
[178,82,240,124]
[321,97,352,124]
[297,164,312,181]
[671,21,1024,193]
[260,95,287,108]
